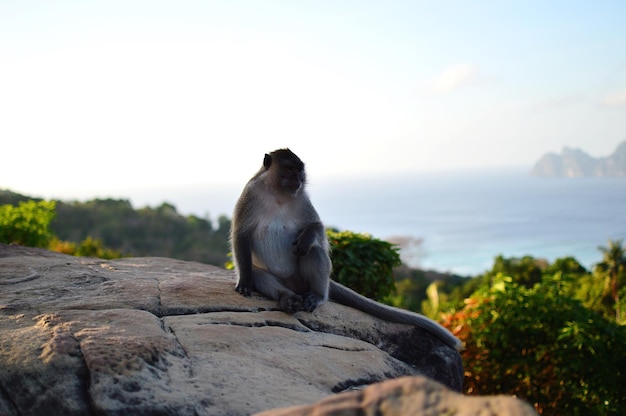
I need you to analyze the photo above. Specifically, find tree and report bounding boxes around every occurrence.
[0,200,56,247]
[52,198,230,266]
[489,255,547,288]
[596,239,626,322]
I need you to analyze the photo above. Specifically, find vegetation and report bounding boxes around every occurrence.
[443,273,626,415]
[385,265,465,317]
[0,190,230,265]
[2,188,626,414]
[49,236,124,260]
[0,200,56,248]
[596,239,626,321]
[327,230,401,300]
[421,242,626,415]
[381,241,626,415]
[53,199,230,265]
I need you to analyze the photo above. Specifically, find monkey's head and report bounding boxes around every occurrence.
[263,148,306,196]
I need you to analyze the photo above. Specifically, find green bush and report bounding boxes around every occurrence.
[327,230,401,300]
[0,200,56,248]
[443,274,626,415]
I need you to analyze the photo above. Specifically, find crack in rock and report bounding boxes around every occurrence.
[165,324,195,378]
[199,319,311,333]
[331,375,388,393]
[316,344,369,352]
[156,279,163,318]
[0,270,40,285]
[158,305,272,318]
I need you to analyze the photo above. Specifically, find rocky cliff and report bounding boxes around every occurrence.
[0,244,534,415]
[530,140,626,177]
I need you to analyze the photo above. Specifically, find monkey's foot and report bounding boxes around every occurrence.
[235,283,252,297]
[302,292,324,312]
[279,294,305,314]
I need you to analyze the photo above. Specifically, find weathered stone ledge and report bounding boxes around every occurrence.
[2,244,515,415]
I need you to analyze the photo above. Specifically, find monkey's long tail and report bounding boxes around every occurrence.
[328,281,462,350]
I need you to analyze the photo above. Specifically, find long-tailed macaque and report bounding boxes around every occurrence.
[231,149,461,350]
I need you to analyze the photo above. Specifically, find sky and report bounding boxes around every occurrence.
[2,0,626,204]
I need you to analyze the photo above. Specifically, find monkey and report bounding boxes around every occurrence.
[231,149,462,350]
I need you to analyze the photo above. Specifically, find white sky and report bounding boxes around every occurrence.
[2,0,626,201]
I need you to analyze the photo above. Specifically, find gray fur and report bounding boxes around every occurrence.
[231,149,462,350]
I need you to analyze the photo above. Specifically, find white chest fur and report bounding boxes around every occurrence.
[251,203,301,278]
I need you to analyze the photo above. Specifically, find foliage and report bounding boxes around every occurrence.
[0,194,124,259]
[489,254,548,288]
[384,265,465,315]
[384,276,423,311]
[544,256,588,277]
[595,239,626,322]
[422,281,440,318]
[442,274,626,416]
[384,266,429,310]
[0,200,56,247]
[438,255,596,315]
[0,190,230,265]
[49,236,124,260]
[327,230,401,300]
[51,198,230,266]
[438,252,626,325]
[429,256,549,311]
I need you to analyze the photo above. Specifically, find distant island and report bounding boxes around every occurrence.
[531,140,626,177]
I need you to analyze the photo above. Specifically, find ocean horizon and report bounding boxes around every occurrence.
[114,167,626,276]
[313,168,626,275]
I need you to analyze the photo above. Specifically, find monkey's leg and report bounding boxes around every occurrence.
[297,247,331,312]
[233,233,253,296]
[252,268,306,313]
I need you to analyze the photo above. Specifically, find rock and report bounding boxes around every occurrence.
[0,243,462,415]
[530,140,626,177]
[256,376,538,416]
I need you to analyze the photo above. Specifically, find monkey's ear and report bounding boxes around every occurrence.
[263,153,272,170]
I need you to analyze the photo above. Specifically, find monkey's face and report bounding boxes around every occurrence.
[278,160,305,195]
[264,149,306,196]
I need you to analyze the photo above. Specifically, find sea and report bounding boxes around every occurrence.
[129,167,626,277]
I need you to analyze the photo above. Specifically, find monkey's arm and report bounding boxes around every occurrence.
[329,281,462,350]
[233,231,253,296]
[293,222,324,256]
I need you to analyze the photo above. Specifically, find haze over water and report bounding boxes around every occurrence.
[126,168,626,276]
[314,169,626,275]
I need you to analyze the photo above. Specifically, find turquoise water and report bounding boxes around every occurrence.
[127,168,626,276]
[311,169,626,276]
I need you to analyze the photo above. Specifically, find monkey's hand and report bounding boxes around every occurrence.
[293,223,322,256]
[292,239,312,257]
[235,281,252,297]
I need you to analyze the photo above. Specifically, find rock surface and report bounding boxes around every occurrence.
[0,244,467,415]
[257,376,538,416]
